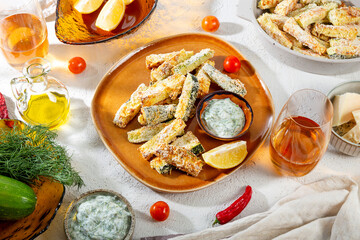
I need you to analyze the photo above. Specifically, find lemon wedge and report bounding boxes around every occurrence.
[124,0,134,4]
[73,0,104,14]
[202,141,248,169]
[7,27,35,50]
[95,0,125,31]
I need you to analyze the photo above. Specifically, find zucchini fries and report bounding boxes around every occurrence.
[257,0,360,59]
[113,47,249,177]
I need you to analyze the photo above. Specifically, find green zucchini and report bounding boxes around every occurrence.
[173,48,215,75]
[203,63,247,97]
[150,131,204,175]
[150,157,173,175]
[174,74,199,122]
[0,175,37,220]
[172,131,205,156]
[138,104,177,126]
[127,121,174,143]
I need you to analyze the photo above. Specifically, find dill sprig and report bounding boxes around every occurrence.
[0,124,84,188]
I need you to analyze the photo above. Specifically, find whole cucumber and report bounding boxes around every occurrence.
[0,175,37,220]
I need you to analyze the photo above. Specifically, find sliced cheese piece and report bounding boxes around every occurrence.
[343,124,360,144]
[353,110,360,125]
[332,92,360,126]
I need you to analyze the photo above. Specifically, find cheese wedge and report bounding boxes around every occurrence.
[353,110,360,125]
[332,93,360,126]
[343,124,360,144]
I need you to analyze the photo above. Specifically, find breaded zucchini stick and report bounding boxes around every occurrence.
[138,104,176,126]
[150,157,173,175]
[146,50,190,69]
[274,0,297,16]
[354,24,360,37]
[286,33,304,48]
[150,49,193,84]
[258,0,283,10]
[299,0,319,4]
[127,121,174,143]
[139,119,186,160]
[294,6,327,28]
[267,14,289,30]
[173,48,215,75]
[300,0,340,5]
[321,2,340,12]
[155,145,204,177]
[287,3,316,17]
[283,17,327,54]
[113,83,147,128]
[328,7,360,26]
[327,45,360,59]
[195,60,215,98]
[150,131,205,174]
[312,23,358,40]
[175,74,199,122]
[202,63,247,97]
[140,74,185,106]
[293,47,327,58]
[172,131,205,156]
[329,38,360,47]
[257,13,293,48]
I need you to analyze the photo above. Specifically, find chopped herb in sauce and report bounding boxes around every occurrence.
[67,195,131,240]
[202,98,245,138]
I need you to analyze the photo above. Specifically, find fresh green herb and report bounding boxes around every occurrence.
[0,124,84,187]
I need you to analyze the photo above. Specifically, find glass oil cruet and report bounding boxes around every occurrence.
[10,57,70,129]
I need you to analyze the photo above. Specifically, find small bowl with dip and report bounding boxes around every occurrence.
[64,189,135,240]
[196,90,253,141]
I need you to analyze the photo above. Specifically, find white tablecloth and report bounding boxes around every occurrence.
[0,1,359,239]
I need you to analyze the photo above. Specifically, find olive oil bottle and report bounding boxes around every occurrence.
[11,57,70,129]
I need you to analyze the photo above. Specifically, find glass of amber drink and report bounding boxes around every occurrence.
[270,89,333,177]
[0,0,49,69]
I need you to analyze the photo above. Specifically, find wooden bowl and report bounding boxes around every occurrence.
[0,120,65,240]
[64,189,135,240]
[196,91,253,141]
[55,0,157,44]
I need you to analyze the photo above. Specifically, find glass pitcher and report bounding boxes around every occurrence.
[11,57,70,129]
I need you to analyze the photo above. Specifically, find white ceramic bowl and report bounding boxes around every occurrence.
[327,81,360,157]
[64,189,135,240]
[237,0,360,75]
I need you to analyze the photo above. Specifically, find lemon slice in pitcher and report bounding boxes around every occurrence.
[7,27,35,50]
[73,0,104,14]
[95,0,125,31]
[202,141,248,169]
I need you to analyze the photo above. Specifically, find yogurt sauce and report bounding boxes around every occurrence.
[202,98,245,138]
[68,195,131,240]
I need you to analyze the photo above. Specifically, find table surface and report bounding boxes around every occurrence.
[1,1,360,239]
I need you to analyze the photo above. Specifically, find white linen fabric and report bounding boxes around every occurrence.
[172,175,360,240]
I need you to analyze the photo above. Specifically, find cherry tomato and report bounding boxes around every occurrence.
[150,201,170,221]
[223,56,241,73]
[68,57,86,74]
[202,16,220,32]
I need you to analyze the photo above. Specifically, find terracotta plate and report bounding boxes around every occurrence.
[55,0,157,45]
[91,33,275,192]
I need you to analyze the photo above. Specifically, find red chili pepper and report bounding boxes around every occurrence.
[213,185,252,225]
[0,93,14,128]
[0,93,9,119]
